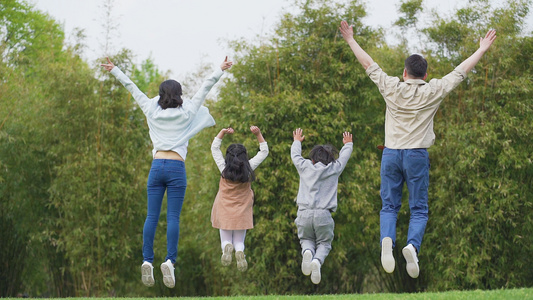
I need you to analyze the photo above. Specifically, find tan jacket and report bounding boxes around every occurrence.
[366,62,467,149]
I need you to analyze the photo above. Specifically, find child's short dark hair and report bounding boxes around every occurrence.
[222,144,255,183]
[309,144,339,165]
[404,54,428,78]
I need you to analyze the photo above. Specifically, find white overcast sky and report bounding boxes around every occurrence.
[30,0,531,79]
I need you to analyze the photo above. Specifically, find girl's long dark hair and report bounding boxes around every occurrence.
[309,144,338,165]
[222,144,255,183]
[158,79,183,109]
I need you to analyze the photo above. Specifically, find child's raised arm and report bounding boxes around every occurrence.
[212,128,234,173]
[216,128,234,139]
[250,126,266,143]
[249,126,269,170]
[336,131,354,173]
[457,29,497,74]
[339,21,375,70]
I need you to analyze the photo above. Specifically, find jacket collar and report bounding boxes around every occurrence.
[404,79,427,85]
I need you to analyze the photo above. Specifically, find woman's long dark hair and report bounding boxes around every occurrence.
[158,79,183,109]
[309,144,338,165]
[222,144,255,183]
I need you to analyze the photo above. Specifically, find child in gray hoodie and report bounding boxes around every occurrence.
[291,128,353,284]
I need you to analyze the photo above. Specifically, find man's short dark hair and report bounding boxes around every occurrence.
[404,54,428,78]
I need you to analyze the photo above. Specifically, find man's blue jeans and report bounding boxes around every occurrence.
[380,148,429,252]
[143,159,187,264]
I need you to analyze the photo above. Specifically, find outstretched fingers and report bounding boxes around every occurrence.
[339,20,353,38]
[293,128,305,141]
[480,29,497,50]
[343,131,353,144]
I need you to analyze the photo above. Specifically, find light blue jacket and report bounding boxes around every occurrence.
[110,66,224,159]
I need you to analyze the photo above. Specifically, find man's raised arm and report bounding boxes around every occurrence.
[339,20,375,70]
[457,29,497,74]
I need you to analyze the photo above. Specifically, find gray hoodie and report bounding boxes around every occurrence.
[291,141,353,212]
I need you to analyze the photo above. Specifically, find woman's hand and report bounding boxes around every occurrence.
[220,56,233,71]
[101,57,115,71]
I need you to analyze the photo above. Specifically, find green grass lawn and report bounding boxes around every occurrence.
[27,288,532,300]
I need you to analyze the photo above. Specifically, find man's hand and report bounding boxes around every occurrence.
[100,57,115,71]
[220,56,233,71]
[343,131,353,144]
[479,29,497,53]
[339,20,354,42]
[293,128,305,142]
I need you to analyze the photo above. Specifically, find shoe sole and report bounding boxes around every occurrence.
[160,263,175,288]
[381,237,395,273]
[301,251,312,276]
[310,261,321,284]
[141,264,154,287]
[402,246,420,278]
[235,251,248,272]
[221,244,234,266]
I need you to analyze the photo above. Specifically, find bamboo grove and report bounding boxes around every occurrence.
[1,0,532,297]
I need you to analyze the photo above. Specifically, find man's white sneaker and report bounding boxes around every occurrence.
[310,259,321,284]
[402,244,420,278]
[160,259,175,288]
[381,237,395,273]
[221,243,234,266]
[235,251,248,272]
[141,261,154,287]
[301,250,313,276]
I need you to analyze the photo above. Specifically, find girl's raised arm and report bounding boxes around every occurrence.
[249,126,269,170]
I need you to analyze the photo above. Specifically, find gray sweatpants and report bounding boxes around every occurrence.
[295,208,334,264]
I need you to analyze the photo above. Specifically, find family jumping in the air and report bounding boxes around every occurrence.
[101,20,497,287]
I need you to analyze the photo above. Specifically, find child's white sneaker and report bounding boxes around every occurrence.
[402,244,420,278]
[301,250,313,276]
[381,237,395,273]
[141,261,154,287]
[221,243,234,266]
[310,259,321,284]
[235,251,248,272]
[160,259,175,288]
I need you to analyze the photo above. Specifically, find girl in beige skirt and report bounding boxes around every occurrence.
[210,126,269,271]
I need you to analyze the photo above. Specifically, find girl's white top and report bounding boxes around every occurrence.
[211,137,269,173]
[110,66,224,160]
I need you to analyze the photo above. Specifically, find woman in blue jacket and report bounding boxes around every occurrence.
[102,56,232,288]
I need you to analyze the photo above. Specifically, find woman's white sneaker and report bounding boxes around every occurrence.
[160,259,175,288]
[141,261,155,287]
